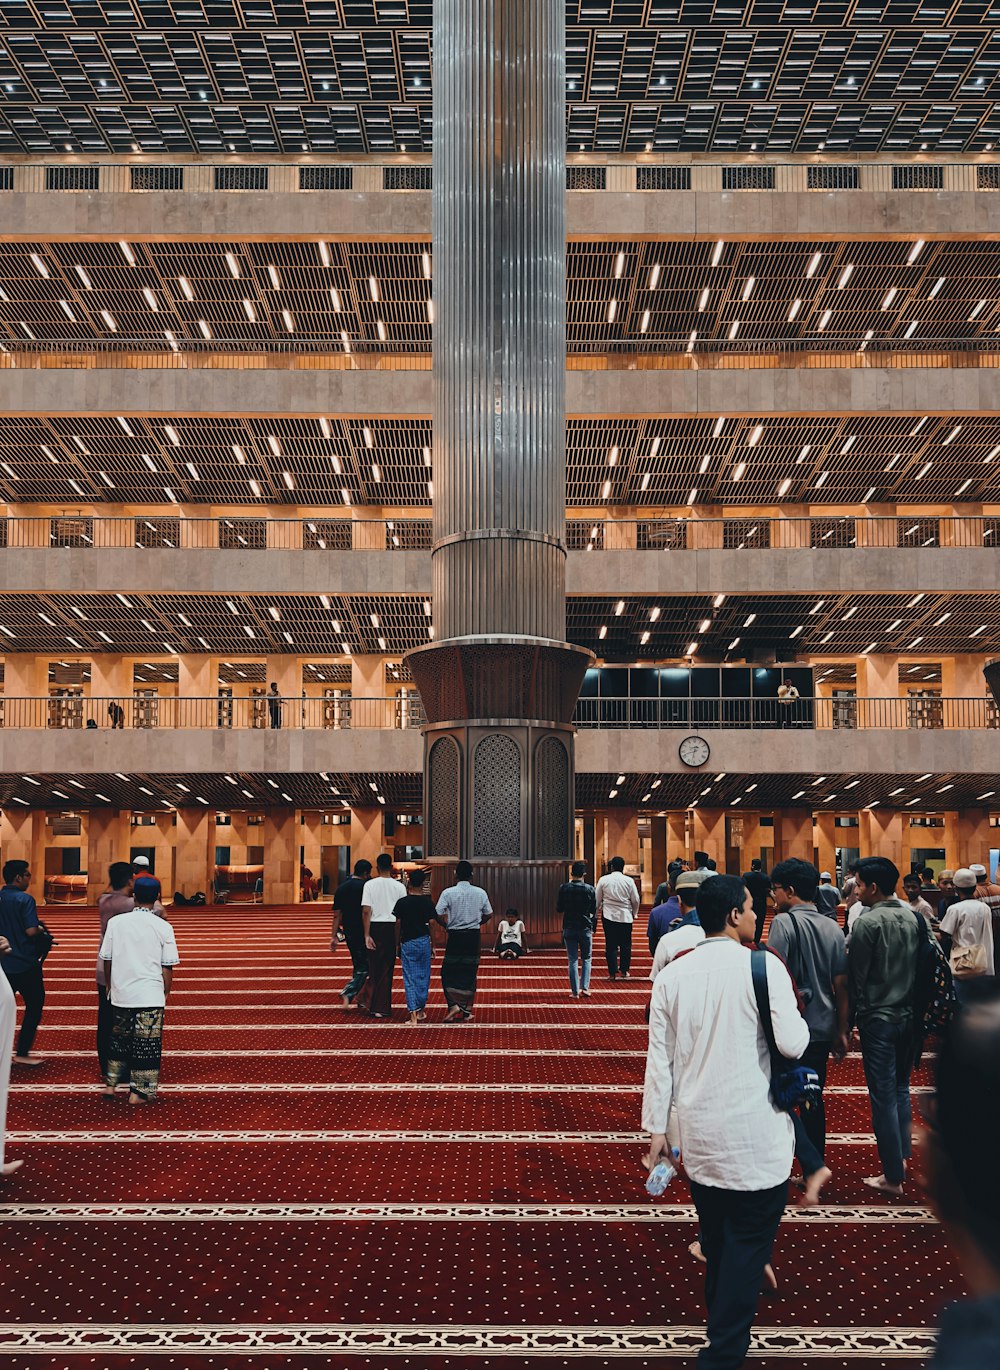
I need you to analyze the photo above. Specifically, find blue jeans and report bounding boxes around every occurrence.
[400,935,432,1013]
[564,931,593,995]
[858,1016,915,1186]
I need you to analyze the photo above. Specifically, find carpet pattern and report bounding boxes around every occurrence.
[1,907,956,1367]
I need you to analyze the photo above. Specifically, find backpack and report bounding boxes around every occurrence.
[911,907,956,1045]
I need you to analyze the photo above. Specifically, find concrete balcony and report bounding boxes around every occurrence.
[1,695,996,780]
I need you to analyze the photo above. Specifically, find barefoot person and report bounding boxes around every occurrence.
[357,854,407,1020]
[99,876,179,1105]
[0,860,47,1068]
[0,936,23,1177]
[436,862,493,1023]
[393,870,438,1027]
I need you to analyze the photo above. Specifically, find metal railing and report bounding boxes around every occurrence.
[3,515,997,553]
[572,697,1000,731]
[0,336,998,371]
[4,160,998,197]
[2,694,996,732]
[0,695,425,731]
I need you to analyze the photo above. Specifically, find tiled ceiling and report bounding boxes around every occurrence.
[0,588,996,658]
[3,412,1000,506]
[4,238,1000,354]
[0,1,999,152]
[0,767,994,813]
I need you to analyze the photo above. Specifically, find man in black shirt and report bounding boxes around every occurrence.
[742,859,773,944]
[557,861,598,998]
[331,859,372,1009]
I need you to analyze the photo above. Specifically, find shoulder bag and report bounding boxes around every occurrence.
[750,948,821,1112]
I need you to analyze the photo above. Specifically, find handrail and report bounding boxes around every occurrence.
[1,694,996,732]
[4,515,997,552]
[3,160,998,198]
[0,695,424,731]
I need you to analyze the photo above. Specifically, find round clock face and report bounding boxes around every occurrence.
[679,734,711,768]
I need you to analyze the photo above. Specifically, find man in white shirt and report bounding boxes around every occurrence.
[648,870,709,981]
[940,868,996,1005]
[643,874,809,1369]
[596,855,640,980]
[357,853,407,1019]
[99,876,179,1105]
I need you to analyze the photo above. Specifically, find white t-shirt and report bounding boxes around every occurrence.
[499,919,524,946]
[941,896,996,976]
[361,876,408,924]
[650,922,706,980]
[99,907,179,1009]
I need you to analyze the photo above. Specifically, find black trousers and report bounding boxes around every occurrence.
[797,1038,832,1165]
[5,963,45,1057]
[689,1179,788,1369]
[97,985,115,1078]
[602,918,633,975]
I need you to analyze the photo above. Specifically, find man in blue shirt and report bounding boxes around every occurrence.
[646,875,681,955]
[0,859,46,1066]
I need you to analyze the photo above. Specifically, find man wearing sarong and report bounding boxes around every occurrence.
[436,862,493,1023]
[99,876,179,1105]
[358,854,406,1019]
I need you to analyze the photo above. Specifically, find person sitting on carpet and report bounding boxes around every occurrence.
[928,982,1000,1367]
[495,910,528,960]
[99,876,179,1105]
[436,862,493,1022]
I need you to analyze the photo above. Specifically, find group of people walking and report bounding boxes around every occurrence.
[641,851,999,1368]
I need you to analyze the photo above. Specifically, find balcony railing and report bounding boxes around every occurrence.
[3,515,997,553]
[2,694,996,732]
[3,159,997,197]
[0,695,425,731]
[0,335,997,370]
[572,697,1000,730]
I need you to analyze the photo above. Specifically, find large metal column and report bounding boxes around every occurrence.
[405,0,591,934]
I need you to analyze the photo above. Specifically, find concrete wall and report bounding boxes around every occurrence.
[0,724,994,778]
[3,544,995,598]
[0,365,996,420]
[1,189,993,243]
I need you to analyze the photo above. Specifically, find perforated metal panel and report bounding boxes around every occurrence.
[427,734,460,858]
[534,734,570,861]
[472,733,521,860]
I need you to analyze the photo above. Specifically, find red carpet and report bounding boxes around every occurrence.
[0,908,955,1367]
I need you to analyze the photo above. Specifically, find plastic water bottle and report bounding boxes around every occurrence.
[645,1150,680,1197]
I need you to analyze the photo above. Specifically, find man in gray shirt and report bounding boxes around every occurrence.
[767,857,848,1205]
[436,861,493,1022]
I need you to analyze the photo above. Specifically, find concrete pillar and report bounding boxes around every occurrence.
[774,809,815,864]
[174,806,216,900]
[92,515,133,548]
[855,508,896,548]
[773,507,810,548]
[86,809,131,903]
[688,507,724,549]
[691,807,725,869]
[649,815,668,894]
[941,504,984,549]
[740,813,762,869]
[351,655,392,728]
[858,808,905,872]
[353,509,386,550]
[350,806,383,869]
[6,515,48,547]
[941,655,988,728]
[0,807,46,892]
[179,655,216,728]
[2,655,48,727]
[945,807,992,871]
[604,516,638,550]
[606,808,639,869]
[265,509,303,550]
[263,806,299,904]
[815,812,837,879]
[178,510,217,548]
[857,654,900,728]
[666,812,687,867]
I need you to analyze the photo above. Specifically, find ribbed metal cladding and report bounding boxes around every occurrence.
[432,0,566,644]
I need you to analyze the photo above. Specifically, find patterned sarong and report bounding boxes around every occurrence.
[106,1006,165,1100]
[441,928,481,1012]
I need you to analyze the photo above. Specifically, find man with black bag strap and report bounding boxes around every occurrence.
[766,858,848,1205]
[848,855,922,1197]
[643,875,808,1369]
[0,859,47,1068]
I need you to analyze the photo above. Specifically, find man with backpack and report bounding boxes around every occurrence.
[767,858,848,1205]
[848,856,922,1196]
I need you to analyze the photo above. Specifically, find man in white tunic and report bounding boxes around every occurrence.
[0,936,23,1176]
[643,874,808,1369]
